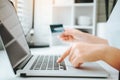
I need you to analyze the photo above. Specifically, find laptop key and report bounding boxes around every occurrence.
[54,56,59,70]
[60,61,66,70]
[47,56,53,70]
[30,56,39,70]
[34,56,44,70]
[40,56,48,70]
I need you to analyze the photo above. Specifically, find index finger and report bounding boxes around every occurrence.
[57,47,71,63]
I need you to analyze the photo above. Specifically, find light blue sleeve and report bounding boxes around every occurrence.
[105,0,120,49]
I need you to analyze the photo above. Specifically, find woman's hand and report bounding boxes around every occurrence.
[59,28,82,42]
[57,42,107,68]
[59,28,108,44]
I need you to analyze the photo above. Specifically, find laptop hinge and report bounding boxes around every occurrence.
[14,55,33,74]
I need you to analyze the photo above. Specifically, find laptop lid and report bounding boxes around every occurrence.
[0,0,31,73]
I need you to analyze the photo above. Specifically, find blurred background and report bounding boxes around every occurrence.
[0,0,117,49]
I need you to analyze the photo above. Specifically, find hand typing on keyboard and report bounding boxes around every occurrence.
[57,42,108,68]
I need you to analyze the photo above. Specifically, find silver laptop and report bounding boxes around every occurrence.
[0,0,109,78]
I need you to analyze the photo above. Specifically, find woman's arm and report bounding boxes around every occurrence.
[57,42,120,71]
[60,28,108,44]
[103,46,120,70]
[78,32,108,44]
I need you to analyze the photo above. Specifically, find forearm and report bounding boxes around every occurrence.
[78,32,108,44]
[103,46,120,70]
[86,33,108,44]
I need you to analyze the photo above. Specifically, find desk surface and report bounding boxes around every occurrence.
[0,46,119,80]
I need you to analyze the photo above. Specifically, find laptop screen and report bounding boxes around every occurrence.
[0,0,31,68]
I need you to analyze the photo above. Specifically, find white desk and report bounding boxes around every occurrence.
[0,46,119,80]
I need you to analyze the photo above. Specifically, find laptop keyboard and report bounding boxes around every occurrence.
[30,55,66,70]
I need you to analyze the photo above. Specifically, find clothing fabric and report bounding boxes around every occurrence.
[105,0,120,79]
[105,0,120,49]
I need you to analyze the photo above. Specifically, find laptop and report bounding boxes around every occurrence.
[0,0,109,78]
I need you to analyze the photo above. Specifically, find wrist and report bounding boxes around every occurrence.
[97,45,109,61]
[102,46,120,70]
